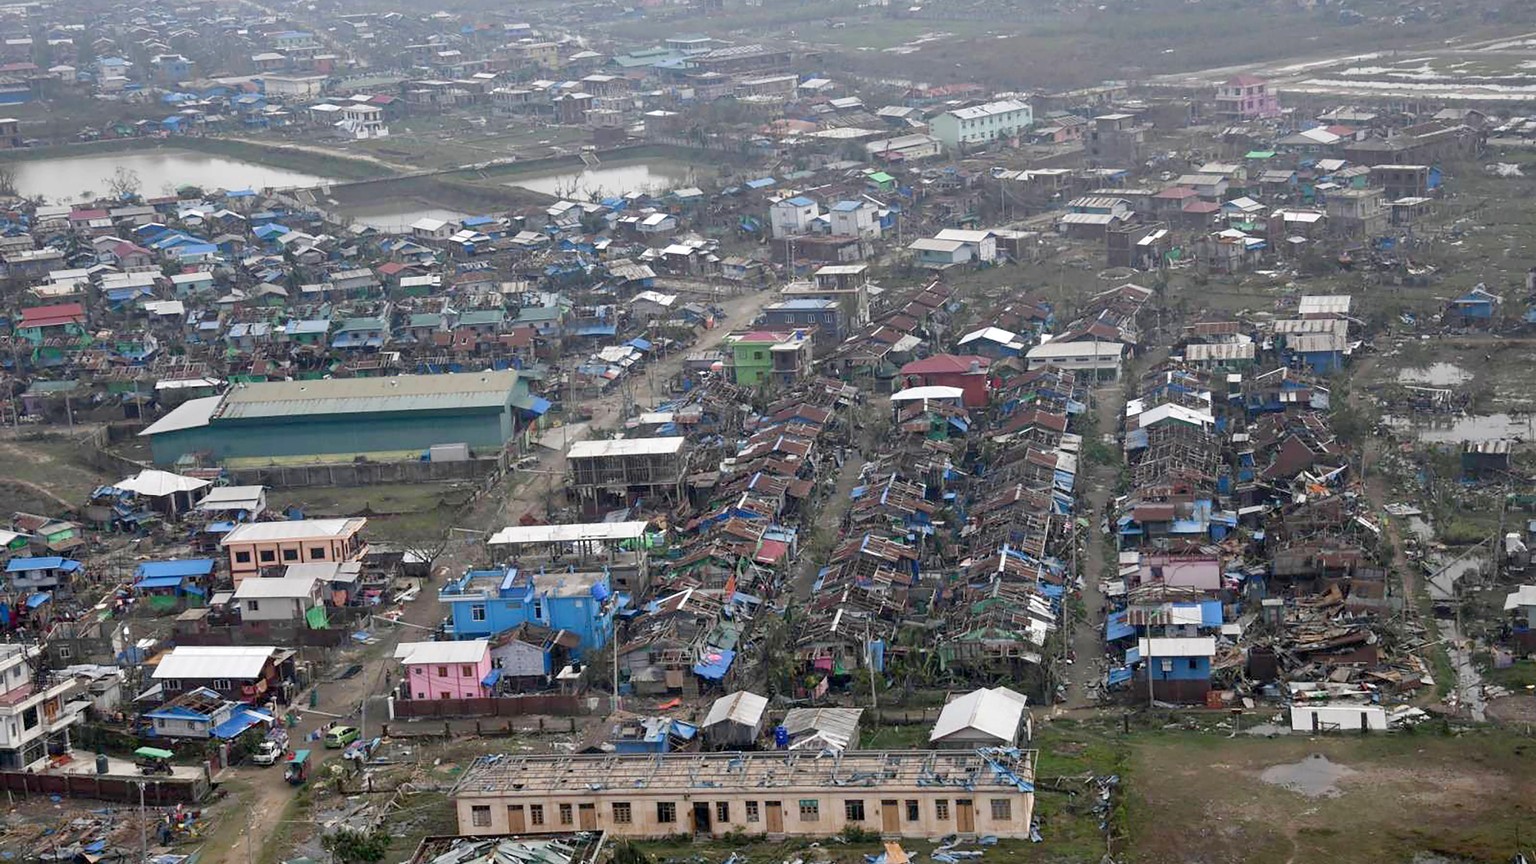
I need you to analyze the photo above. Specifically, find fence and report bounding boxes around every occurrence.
[0,768,211,804]
[390,694,588,719]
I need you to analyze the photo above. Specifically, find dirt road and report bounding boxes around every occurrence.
[1063,386,1124,710]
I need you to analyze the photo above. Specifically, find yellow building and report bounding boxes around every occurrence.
[450,749,1036,840]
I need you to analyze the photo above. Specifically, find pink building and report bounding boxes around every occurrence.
[220,517,367,583]
[1215,75,1280,121]
[395,640,494,700]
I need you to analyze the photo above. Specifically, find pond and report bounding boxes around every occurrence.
[503,160,695,197]
[8,149,335,201]
[1384,413,1536,444]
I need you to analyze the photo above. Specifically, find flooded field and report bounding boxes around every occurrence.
[1397,363,1474,386]
[1385,412,1536,443]
[1258,753,1357,798]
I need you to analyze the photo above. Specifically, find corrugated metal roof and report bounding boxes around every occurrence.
[394,640,490,665]
[703,690,767,727]
[153,646,278,681]
[213,371,519,421]
[929,686,1026,743]
[568,437,686,459]
[222,518,364,544]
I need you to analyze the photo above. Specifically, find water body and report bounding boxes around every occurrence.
[504,160,693,197]
[345,204,469,233]
[9,149,334,202]
[1259,753,1357,798]
[1384,413,1536,443]
[1397,362,1473,386]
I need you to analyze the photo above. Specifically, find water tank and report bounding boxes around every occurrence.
[96,753,109,775]
[773,725,789,749]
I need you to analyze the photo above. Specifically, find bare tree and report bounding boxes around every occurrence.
[0,163,16,198]
[106,166,141,201]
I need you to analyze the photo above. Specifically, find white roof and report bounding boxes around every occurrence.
[929,686,1027,744]
[567,437,686,459]
[153,646,278,681]
[945,99,1030,120]
[394,640,491,665]
[909,238,966,253]
[703,690,768,728]
[487,521,650,546]
[1505,585,1536,610]
[222,518,362,545]
[632,290,677,307]
[116,469,210,497]
[139,396,221,436]
[934,228,995,244]
[1027,341,1122,361]
[1138,403,1214,429]
[411,217,449,231]
[890,385,965,402]
[233,575,318,600]
[1138,636,1216,658]
[1297,294,1352,315]
[143,300,185,316]
[958,326,1020,346]
[197,485,266,511]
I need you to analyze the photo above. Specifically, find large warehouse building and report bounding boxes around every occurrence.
[140,371,538,464]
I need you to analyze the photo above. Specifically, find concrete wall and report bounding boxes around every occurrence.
[455,788,1033,840]
[406,657,491,700]
[149,410,510,464]
[225,455,502,488]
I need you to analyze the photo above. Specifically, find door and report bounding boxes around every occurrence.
[578,803,596,830]
[507,805,526,833]
[693,802,712,834]
[955,799,975,834]
[880,800,899,834]
[765,801,784,833]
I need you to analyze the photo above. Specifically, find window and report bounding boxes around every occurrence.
[935,800,950,820]
[612,803,632,824]
[439,691,450,700]
[530,805,544,826]
[905,800,919,822]
[310,547,327,560]
[437,666,448,677]
[162,679,181,692]
[532,599,544,621]
[1188,658,1199,670]
[282,548,299,562]
[558,804,573,826]
[413,667,425,676]
[246,600,260,612]
[471,604,487,622]
[461,665,475,678]
[715,802,730,823]
[258,549,275,563]
[471,806,491,827]
[213,678,232,691]
[798,799,819,822]
[235,551,251,564]
[745,801,760,823]
[990,799,1012,821]
[57,647,71,660]
[656,802,676,823]
[844,800,865,822]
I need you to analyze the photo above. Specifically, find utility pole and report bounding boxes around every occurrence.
[137,781,147,864]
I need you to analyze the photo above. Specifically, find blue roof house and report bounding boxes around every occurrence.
[439,566,614,660]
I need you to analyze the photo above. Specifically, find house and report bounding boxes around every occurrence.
[220,518,368,583]
[1025,341,1123,381]
[233,574,326,623]
[864,133,943,163]
[769,196,819,239]
[395,640,494,700]
[1286,332,1348,374]
[933,229,997,262]
[196,486,267,521]
[899,355,991,407]
[15,303,86,344]
[0,643,92,769]
[439,566,613,658]
[780,707,863,752]
[5,557,82,594]
[1136,636,1216,703]
[133,559,214,610]
[150,645,291,704]
[908,237,973,269]
[1214,75,1280,121]
[701,690,767,748]
[931,99,1033,148]
[956,327,1026,358]
[144,687,273,740]
[1445,285,1500,328]
[929,686,1030,748]
[829,200,881,239]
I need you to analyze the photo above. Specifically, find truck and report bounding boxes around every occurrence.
[250,740,284,766]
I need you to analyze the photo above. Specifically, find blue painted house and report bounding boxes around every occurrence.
[1445,285,1500,329]
[1136,636,1215,703]
[439,566,613,659]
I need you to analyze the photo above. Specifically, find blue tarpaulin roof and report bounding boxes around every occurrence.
[211,705,274,740]
[1105,610,1135,641]
[135,575,188,590]
[25,592,51,609]
[481,668,503,688]
[692,648,736,681]
[135,559,214,579]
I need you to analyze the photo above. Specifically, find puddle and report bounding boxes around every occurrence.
[1424,553,1484,601]
[1384,413,1535,443]
[1397,363,1472,386]
[1259,753,1357,798]
[1241,722,1290,736]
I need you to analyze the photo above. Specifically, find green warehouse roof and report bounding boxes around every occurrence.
[142,371,521,436]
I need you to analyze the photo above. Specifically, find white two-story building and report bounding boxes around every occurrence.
[0,643,93,770]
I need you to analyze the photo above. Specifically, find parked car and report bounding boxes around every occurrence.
[324,725,360,748]
[251,740,284,766]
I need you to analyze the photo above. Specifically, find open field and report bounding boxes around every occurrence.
[0,432,114,513]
